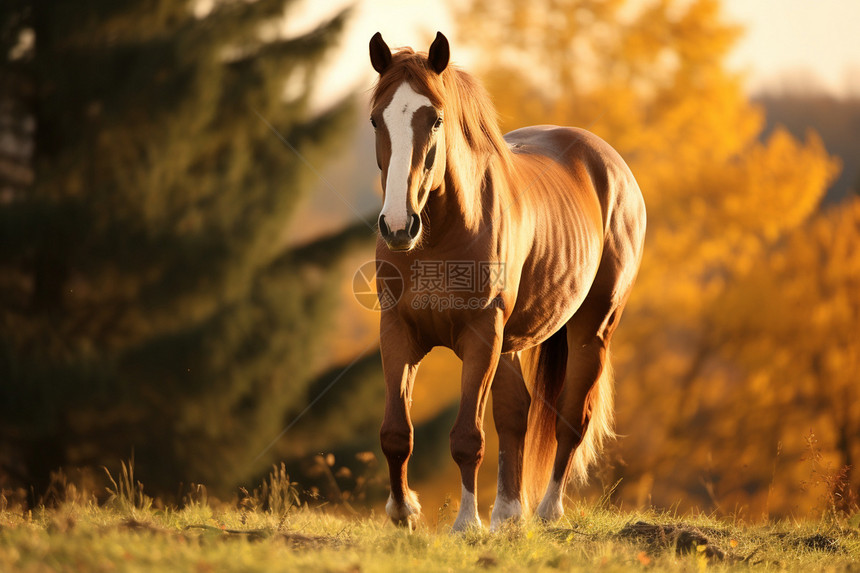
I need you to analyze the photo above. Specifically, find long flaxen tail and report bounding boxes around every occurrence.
[520,330,615,512]
[520,328,567,513]
[569,353,615,486]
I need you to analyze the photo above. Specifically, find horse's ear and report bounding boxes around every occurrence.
[427,31,449,74]
[369,32,392,75]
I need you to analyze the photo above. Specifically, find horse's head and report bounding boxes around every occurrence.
[369,32,450,252]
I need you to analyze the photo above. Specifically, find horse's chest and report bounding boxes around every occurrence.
[396,290,500,349]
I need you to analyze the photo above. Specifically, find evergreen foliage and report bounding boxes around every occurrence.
[0,0,373,494]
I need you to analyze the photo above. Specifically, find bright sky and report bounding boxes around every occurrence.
[287,0,453,111]
[723,0,860,94]
[292,0,860,109]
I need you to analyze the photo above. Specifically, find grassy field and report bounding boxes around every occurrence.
[1,468,858,573]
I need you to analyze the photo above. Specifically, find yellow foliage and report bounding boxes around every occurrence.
[453,0,849,516]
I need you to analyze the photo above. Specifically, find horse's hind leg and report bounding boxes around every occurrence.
[535,283,628,522]
[489,352,530,530]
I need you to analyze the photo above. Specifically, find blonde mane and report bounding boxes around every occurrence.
[371,48,512,229]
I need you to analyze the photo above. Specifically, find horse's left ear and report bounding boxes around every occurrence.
[427,31,449,74]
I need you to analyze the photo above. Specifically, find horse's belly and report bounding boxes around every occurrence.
[501,277,592,353]
[500,189,605,353]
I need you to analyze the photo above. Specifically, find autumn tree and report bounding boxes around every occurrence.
[455,0,840,514]
[708,198,860,515]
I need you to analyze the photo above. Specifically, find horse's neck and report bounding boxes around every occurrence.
[426,148,509,251]
[445,145,487,231]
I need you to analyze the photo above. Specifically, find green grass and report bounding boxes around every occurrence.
[1,496,858,572]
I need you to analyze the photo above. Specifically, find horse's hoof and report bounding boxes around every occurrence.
[535,499,564,523]
[451,516,483,534]
[535,502,564,524]
[386,491,422,531]
[392,513,420,531]
[490,497,524,531]
[490,514,524,532]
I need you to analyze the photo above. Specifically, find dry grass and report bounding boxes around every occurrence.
[0,465,858,572]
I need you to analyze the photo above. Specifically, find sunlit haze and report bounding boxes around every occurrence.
[723,0,860,94]
[302,0,860,110]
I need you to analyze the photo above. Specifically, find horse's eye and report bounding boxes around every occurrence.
[370,117,377,129]
[433,116,443,130]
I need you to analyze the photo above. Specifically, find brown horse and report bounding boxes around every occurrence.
[368,32,646,531]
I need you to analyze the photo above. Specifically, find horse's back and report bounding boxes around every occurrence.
[506,126,642,231]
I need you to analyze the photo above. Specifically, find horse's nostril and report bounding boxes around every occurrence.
[379,214,391,237]
[408,213,421,239]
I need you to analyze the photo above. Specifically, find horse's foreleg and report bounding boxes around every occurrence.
[450,312,503,532]
[380,314,424,529]
[489,353,529,530]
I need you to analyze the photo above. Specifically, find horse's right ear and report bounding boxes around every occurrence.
[427,32,449,74]
[369,32,392,75]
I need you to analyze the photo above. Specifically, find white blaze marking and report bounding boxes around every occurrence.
[381,82,432,232]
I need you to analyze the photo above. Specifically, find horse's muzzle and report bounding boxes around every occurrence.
[379,213,422,251]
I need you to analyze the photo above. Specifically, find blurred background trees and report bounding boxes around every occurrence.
[1,0,857,518]
[709,196,860,515]
[0,0,376,495]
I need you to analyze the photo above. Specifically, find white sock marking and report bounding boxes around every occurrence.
[452,484,481,532]
[490,457,523,530]
[536,478,565,522]
[490,495,523,530]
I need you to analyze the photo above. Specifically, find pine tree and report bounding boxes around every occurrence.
[0,0,373,494]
